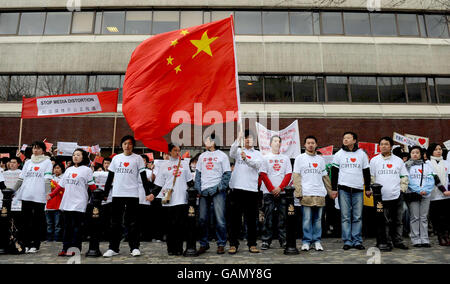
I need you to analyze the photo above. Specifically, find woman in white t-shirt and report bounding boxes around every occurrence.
[47,149,96,256]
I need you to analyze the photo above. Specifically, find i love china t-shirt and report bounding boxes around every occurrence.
[108,153,146,198]
[260,153,292,194]
[196,150,231,191]
[19,158,53,204]
[370,154,409,201]
[332,148,369,190]
[155,158,192,207]
[294,153,328,197]
[58,165,95,212]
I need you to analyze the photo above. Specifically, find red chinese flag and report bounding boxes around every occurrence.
[182,151,190,159]
[145,153,154,162]
[123,16,240,152]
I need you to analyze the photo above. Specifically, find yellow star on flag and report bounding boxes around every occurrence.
[180,30,189,36]
[166,56,174,65]
[190,31,219,59]
[170,39,178,47]
[174,65,182,74]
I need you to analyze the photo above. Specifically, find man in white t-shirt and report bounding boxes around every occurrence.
[367,137,409,251]
[194,133,231,255]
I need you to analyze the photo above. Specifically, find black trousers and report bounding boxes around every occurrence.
[166,204,187,254]
[381,195,405,246]
[229,189,259,248]
[430,199,450,238]
[109,197,140,252]
[62,211,84,252]
[21,201,45,249]
[150,198,168,241]
[137,204,152,241]
[101,203,112,241]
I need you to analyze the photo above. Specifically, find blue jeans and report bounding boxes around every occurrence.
[46,210,62,242]
[199,191,227,247]
[338,189,363,246]
[302,206,323,244]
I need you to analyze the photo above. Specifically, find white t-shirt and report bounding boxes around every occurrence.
[153,160,164,199]
[196,150,231,191]
[260,152,292,194]
[108,153,146,198]
[294,153,328,197]
[18,158,53,204]
[332,148,369,190]
[370,154,409,201]
[93,171,112,204]
[58,166,95,213]
[138,169,152,205]
[229,142,263,192]
[155,159,192,207]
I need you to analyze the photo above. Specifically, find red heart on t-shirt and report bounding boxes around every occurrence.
[72,173,78,178]
[387,164,393,169]
[312,163,318,168]
[418,138,426,145]
[418,169,423,174]
[350,158,356,163]
[34,167,40,171]
[246,156,252,159]
[124,162,129,167]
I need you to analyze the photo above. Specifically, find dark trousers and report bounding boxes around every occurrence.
[150,198,168,241]
[381,195,405,246]
[21,201,45,249]
[261,193,287,245]
[101,203,112,241]
[430,199,450,238]
[229,189,259,248]
[138,205,152,241]
[46,210,63,241]
[166,204,187,254]
[109,197,140,252]
[62,211,84,251]
[10,211,24,244]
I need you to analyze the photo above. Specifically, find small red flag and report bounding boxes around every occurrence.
[93,156,104,165]
[182,151,190,159]
[145,153,154,162]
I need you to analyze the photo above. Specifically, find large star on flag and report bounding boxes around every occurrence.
[190,31,219,59]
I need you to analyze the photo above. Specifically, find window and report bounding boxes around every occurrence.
[44,12,72,35]
[428,78,437,103]
[235,11,262,35]
[349,77,378,103]
[425,15,449,38]
[8,76,37,101]
[321,12,343,35]
[18,12,45,35]
[406,77,428,103]
[180,11,203,29]
[317,76,325,101]
[436,78,450,103]
[35,75,64,97]
[0,76,9,101]
[397,14,419,36]
[239,76,263,102]
[264,76,293,102]
[313,12,320,35]
[96,75,120,92]
[88,75,97,93]
[203,11,211,23]
[418,15,427,37]
[125,11,152,34]
[344,13,370,36]
[211,11,232,22]
[152,11,179,34]
[326,76,348,102]
[370,13,397,36]
[64,75,87,94]
[119,75,125,103]
[0,13,19,35]
[102,11,125,34]
[262,12,289,35]
[72,12,94,34]
[289,12,313,35]
[293,76,317,102]
[378,77,406,103]
[94,12,102,34]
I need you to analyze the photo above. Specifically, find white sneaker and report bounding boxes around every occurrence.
[25,247,29,254]
[314,242,324,251]
[27,247,38,254]
[131,249,141,257]
[301,244,310,251]
[103,249,119,258]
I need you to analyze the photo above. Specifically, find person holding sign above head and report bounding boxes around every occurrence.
[331,132,370,251]
[12,141,53,254]
[47,149,97,256]
[102,135,152,258]
[366,137,409,251]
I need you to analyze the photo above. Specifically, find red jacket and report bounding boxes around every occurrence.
[46,179,63,210]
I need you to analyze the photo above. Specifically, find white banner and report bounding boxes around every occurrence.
[444,140,450,151]
[393,132,417,147]
[256,120,301,159]
[405,133,429,149]
[37,95,102,117]
[57,142,78,156]
[1,171,21,209]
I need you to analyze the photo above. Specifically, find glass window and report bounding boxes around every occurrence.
[88,75,97,93]
[370,13,397,36]
[406,77,428,103]
[349,77,378,103]
[425,15,449,38]
[428,78,437,103]
[293,76,317,102]
[102,11,125,34]
[18,12,45,35]
[378,77,406,103]
[0,76,9,101]
[211,11,232,22]
[203,11,211,23]
[72,12,94,34]
[289,12,313,35]
[264,76,292,102]
[313,12,320,35]
[119,75,125,103]
[238,76,263,103]
[326,76,348,102]
[152,11,179,34]
[125,11,151,34]
[418,15,427,37]
[397,14,419,36]
[8,76,37,101]
[436,78,450,103]
[235,11,261,35]
[317,76,325,102]
[262,12,289,35]
[44,12,72,35]
[180,11,203,29]
[94,12,102,34]
[35,75,64,97]
[344,12,370,36]
[96,75,120,92]
[0,13,19,35]
[64,75,87,94]
[321,12,343,35]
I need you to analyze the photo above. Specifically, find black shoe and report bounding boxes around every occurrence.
[197,246,209,255]
[377,243,392,252]
[413,244,422,248]
[421,243,431,248]
[279,241,286,249]
[354,244,365,250]
[261,242,270,250]
[394,243,409,250]
[343,245,352,250]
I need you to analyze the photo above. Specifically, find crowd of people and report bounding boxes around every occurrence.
[0,130,449,258]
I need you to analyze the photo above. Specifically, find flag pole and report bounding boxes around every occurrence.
[112,113,118,154]
[18,118,23,150]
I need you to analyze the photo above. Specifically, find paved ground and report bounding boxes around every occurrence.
[0,238,448,264]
